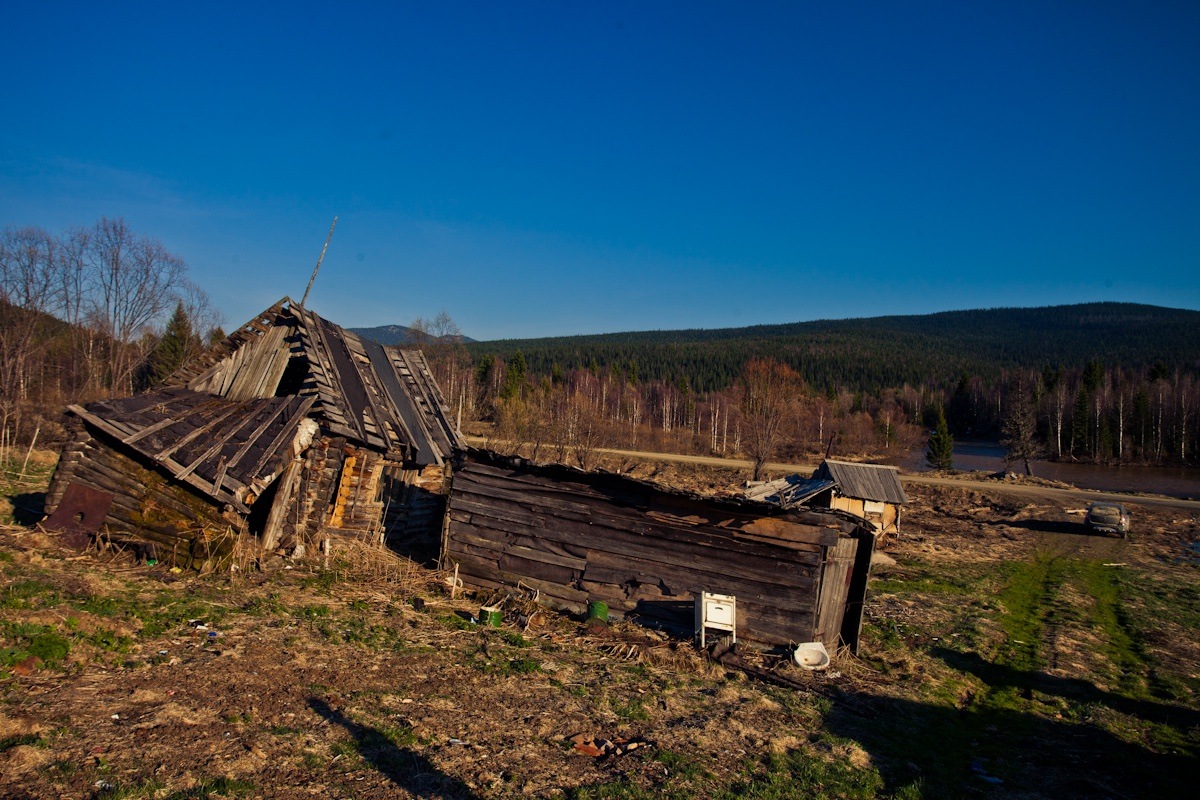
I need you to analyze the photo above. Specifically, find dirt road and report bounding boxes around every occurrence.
[465,437,1200,511]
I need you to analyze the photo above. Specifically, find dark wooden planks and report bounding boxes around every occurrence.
[443,453,858,648]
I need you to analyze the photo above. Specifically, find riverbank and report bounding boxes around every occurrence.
[898,440,1200,500]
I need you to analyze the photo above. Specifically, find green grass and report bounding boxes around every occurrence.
[1,622,70,669]
[508,656,541,674]
[611,696,650,722]
[0,578,59,609]
[75,594,122,616]
[841,546,1200,798]
[567,747,884,800]
[163,777,255,799]
[436,612,476,631]
[0,732,42,752]
[94,777,254,800]
[653,749,706,780]
[93,778,166,799]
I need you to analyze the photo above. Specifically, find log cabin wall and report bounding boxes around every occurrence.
[444,450,870,649]
[43,420,85,517]
[326,446,386,538]
[45,421,239,568]
[273,435,347,555]
[380,464,450,559]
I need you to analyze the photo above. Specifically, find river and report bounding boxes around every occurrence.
[897,442,1200,500]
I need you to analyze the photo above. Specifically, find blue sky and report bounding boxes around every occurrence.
[2,2,1198,340]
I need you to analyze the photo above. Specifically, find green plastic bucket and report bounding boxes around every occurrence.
[587,600,609,622]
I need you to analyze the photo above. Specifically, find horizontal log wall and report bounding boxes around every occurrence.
[44,425,239,568]
[444,454,863,647]
[282,436,347,553]
[381,464,449,545]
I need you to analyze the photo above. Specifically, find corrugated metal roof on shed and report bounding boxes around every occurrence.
[815,459,907,505]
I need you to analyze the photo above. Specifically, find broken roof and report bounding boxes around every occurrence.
[172,297,462,464]
[744,475,836,508]
[67,388,314,514]
[814,459,908,505]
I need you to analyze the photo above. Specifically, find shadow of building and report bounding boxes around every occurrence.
[308,698,479,799]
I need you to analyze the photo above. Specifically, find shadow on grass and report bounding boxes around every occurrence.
[931,646,1200,731]
[1004,518,1088,536]
[308,698,478,799]
[822,652,1196,799]
[9,492,45,526]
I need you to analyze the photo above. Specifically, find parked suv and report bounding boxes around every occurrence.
[1084,502,1131,538]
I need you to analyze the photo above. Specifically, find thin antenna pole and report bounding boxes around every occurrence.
[301,216,338,307]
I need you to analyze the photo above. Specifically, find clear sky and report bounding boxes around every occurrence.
[3,1,1198,340]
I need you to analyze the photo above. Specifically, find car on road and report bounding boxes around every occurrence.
[1084,502,1131,538]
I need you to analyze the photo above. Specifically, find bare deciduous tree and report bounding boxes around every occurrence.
[0,226,61,436]
[81,217,187,393]
[1002,374,1042,475]
[739,357,804,481]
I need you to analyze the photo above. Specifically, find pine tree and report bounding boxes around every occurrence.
[926,406,954,470]
[148,302,194,387]
[501,351,527,400]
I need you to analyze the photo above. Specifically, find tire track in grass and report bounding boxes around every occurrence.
[994,552,1068,699]
[830,549,1195,797]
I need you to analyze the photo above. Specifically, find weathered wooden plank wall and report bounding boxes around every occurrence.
[45,423,238,567]
[813,536,859,646]
[443,452,869,648]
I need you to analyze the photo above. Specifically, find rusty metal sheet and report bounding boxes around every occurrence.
[42,482,113,548]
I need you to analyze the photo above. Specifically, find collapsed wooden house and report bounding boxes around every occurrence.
[41,298,882,652]
[43,297,463,565]
[443,449,876,652]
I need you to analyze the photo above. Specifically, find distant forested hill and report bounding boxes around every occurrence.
[349,324,419,346]
[465,303,1200,393]
[350,324,475,346]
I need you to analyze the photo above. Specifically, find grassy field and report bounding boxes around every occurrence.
[1,459,1197,798]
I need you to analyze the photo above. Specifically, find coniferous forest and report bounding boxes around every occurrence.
[411,303,1200,468]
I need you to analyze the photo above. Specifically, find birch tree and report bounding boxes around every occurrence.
[0,226,60,435]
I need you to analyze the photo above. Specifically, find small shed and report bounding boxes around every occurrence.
[810,459,907,538]
[43,298,463,566]
[443,449,876,653]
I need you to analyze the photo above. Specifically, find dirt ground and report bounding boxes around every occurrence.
[1,462,1198,799]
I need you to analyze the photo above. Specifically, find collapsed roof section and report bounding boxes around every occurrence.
[172,296,462,466]
[744,475,836,508]
[66,388,317,515]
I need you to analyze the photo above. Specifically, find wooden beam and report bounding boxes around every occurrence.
[248,395,317,477]
[260,459,303,552]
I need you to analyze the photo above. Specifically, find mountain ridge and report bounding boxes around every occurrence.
[454,302,1200,393]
